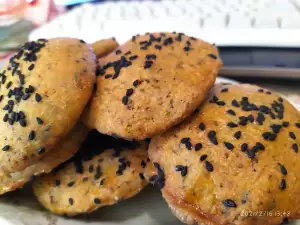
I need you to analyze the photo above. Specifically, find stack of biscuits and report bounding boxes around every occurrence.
[0,32,299,225]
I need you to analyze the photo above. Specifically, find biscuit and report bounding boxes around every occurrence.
[148,84,300,225]
[91,38,119,58]
[0,123,88,195]
[0,38,96,175]
[84,32,222,140]
[33,131,149,216]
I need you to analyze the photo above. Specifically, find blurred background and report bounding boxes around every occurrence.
[0,0,300,102]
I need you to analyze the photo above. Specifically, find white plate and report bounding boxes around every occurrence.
[0,77,298,225]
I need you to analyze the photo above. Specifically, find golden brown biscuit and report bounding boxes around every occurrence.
[84,32,222,140]
[33,131,149,216]
[148,84,300,225]
[91,38,119,58]
[0,123,88,195]
[0,38,96,175]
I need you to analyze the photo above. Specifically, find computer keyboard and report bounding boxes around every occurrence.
[29,0,300,47]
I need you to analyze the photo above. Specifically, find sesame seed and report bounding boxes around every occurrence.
[144,60,153,69]
[205,161,214,172]
[180,138,190,144]
[184,46,191,52]
[234,131,241,139]
[1,75,6,84]
[22,94,30,100]
[292,143,298,153]
[175,165,188,177]
[28,131,36,141]
[115,50,121,55]
[37,147,45,154]
[185,142,192,150]
[163,37,173,46]
[122,96,129,105]
[262,132,277,141]
[270,124,282,134]
[18,74,24,84]
[154,44,162,50]
[282,121,289,127]
[208,131,218,145]
[35,93,42,102]
[129,55,138,60]
[241,143,248,152]
[224,142,234,150]
[2,145,9,151]
[25,85,35,93]
[227,122,238,128]
[126,88,134,96]
[28,64,34,71]
[279,164,287,176]
[231,100,240,107]
[133,80,139,87]
[69,198,74,205]
[227,109,236,116]
[19,119,26,127]
[6,81,12,89]
[195,143,202,151]
[94,198,101,204]
[146,54,157,60]
[289,132,296,140]
[256,113,265,125]
[199,123,205,131]
[36,117,43,125]
[223,199,237,208]
[238,116,248,126]
[67,181,75,187]
[208,54,217,59]
[55,180,61,186]
[200,154,207,161]
[3,114,8,122]
[280,179,286,190]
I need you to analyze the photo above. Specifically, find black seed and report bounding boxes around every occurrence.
[3,105,9,110]
[280,179,286,190]
[104,74,112,79]
[216,101,225,106]
[262,132,277,141]
[227,122,238,128]
[181,138,190,144]
[154,44,162,50]
[185,142,192,150]
[115,50,121,55]
[281,217,289,224]
[122,96,129,105]
[68,181,75,187]
[88,165,94,173]
[141,160,146,168]
[227,109,236,116]
[55,180,61,186]
[144,60,153,69]
[163,37,173,46]
[221,88,228,93]
[95,165,102,179]
[279,164,287,176]
[3,114,8,122]
[22,94,30,100]
[69,198,74,205]
[205,161,214,172]
[94,198,101,204]
[175,165,188,177]
[270,124,282,134]
[19,119,26,127]
[296,123,300,129]
[241,143,248,152]
[256,113,265,125]
[292,143,298,153]
[126,88,134,96]
[36,117,43,125]
[19,74,24,84]
[234,131,241,139]
[257,89,264,93]
[1,75,6,84]
[28,131,36,141]
[282,121,289,127]
[6,81,12,89]
[28,64,34,71]
[100,179,105,185]
[133,80,139,87]
[223,199,237,208]
[247,115,254,123]
[278,97,283,102]
[37,147,45,154]
[266,91,272,95]
[139,173,145,180]
[208,131,218,145]
[184,46,191,52]
[232,100,240,108]
[208,54,217,59]
[224,142,234,150]
[129,55,138,60]
[289,132,296,140]
[238,116,248,126]
[199,123,205,131]
[256,142,265,150]
[200,154,207,161]
[2,145,9,151]
[35,93,42,102]
[146,54,156,60]
[25,85,35,93]
[195,143,202,151]
[0,95,3,102]
[8,118,14,125]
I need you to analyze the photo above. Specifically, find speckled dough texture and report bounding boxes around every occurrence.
[91,38,119,58]
[0,38,96,175]
[148,84,300,225]
[33,131,149,216]
[84,32,222,140]
[0,123,88,195]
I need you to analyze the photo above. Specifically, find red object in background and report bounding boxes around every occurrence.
[0,0,63,25]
